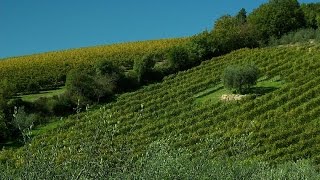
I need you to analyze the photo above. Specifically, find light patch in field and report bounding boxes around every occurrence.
[195,76,285,103]
[18,86,66,102]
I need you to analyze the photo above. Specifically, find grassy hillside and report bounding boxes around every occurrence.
[0,38,187,92]
[1,43,320,178]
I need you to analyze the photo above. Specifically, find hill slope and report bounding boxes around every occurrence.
[0,38,186,92]
[1,43,320,178]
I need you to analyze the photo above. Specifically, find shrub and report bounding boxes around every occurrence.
[167,45,192,71]
[95,60,127,92]
[65,69,96,104]
[0,111,8,143]
[26,81,41,94]
[222,64,260,94]
[212,12,258,54]
[248,0,305,44]
[0,79,15,99]
[12,107,34,143]
[133,53,156,84]
[186,30,216,61]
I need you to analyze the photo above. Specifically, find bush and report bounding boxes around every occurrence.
[12,107,34,143]
[186,30,216,61]
[269,28,320,46]
[66,65,117,105]
[26,81,40,94]
[133,53,156,84]
[212,12,258,54]
[222,64,260,94]
[0,79,15,99]
[167,45,193,71]
[248,0,305,44]
[65,69,96,104]
[0,111,8,143]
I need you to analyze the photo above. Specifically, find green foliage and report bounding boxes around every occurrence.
[12,107,35,143]
[167,45,193,71]
[236,8,247,24]
[0,79,14,99]
[0,110,8,143]
[186,30,215,61]
[65,69,97,104]
[222,64,260,94]
[301,3,320,29]
[26,80,40,94]
[269,28,320,46]
[133,53,156,83]
[248,0,305,44]
[212,13,258,54]
[0,38,187,93]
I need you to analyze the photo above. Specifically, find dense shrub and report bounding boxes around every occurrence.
[301,3,320,29]
[65,69,97,104]
[269,28,320,45]
[222,64,260,94]
[0,79,15,99]
[26,81,41,94]
[248,0,306,44]
[212,10,258,54]
[167,45,193,71]
[133,53,156,84]
[186,30,216,61]
[0,111,7,143]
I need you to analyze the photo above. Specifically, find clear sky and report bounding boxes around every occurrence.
[0,0,318,58]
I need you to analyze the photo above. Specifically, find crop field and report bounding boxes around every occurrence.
[0,38,187,92]
[1,43,320,177]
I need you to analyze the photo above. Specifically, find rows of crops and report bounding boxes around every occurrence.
[1,43,320,175]
[0,38,187,92]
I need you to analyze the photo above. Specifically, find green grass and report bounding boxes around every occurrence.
[195,76,285,103]
[30,118,67,137]
[19,86,66,102]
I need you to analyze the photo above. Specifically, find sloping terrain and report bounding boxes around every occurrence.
[1,43,320,177]
[0,38,186,92]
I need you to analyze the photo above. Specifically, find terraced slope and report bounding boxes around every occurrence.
[1,43,320,177]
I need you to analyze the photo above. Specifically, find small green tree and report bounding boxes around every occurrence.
[65,69,96,104]
[167,45,192,71]
[222,64,259,94]
[0,79,15,99]
[12,107,34,143]
[212,14,258,54]
[133,53,156,83]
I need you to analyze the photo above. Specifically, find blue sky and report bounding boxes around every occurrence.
[0,0,318,58]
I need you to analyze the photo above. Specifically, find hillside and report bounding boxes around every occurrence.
[0,38,187,92]
[1,42,320,178]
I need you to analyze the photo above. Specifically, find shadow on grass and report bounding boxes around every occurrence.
[0,140,23,149]
[249,86,279,95]
[196,86,224,99]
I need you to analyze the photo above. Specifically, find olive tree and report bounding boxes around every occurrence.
[222,64,259,94]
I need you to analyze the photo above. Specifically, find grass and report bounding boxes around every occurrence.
[19,86,66,102]
[195,76,285,103]
[30,118,67,137]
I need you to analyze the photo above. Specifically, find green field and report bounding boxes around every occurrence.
[1,43,320,178]
[18,86,66,102]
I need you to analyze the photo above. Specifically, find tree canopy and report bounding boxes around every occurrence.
[248,0,305,44]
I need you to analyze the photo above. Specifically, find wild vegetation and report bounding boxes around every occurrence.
[0,0,320,178]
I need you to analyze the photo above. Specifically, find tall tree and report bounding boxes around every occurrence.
[236,8,247,24]
[248,0,305,44]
